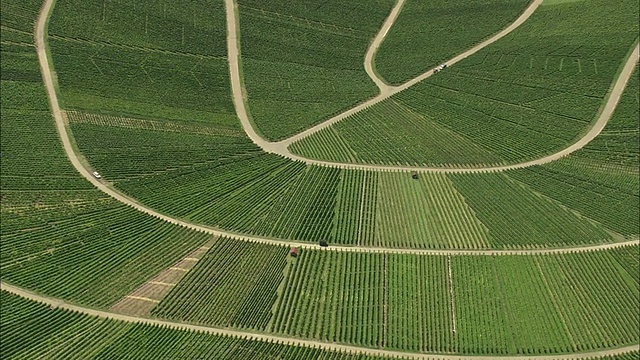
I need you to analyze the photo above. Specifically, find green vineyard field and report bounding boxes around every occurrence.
[0,291,392,360]
[375,0,530,84]
[291,0,639,167]
[238,0,394,140]
[136,239,638,355]
[1,0,638,358]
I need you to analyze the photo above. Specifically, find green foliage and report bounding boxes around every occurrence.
[375,172,491,249]
[292,0,639,166]
[0,0,44,34]
[268,247,639,354]
[0,291,393,360]
[238,0,394,140]
[576,66,639,169]
[1,190,211,307]
[49,0,227,57]
[50,39,235,123]
[449,172,613,247]
[152,238,288,329]
[375,0,530,84]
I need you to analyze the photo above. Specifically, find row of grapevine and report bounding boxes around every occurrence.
[374,0,531,84]
[49,0,227,58]
[269,250,385,347]
[152,238,289,330]
[1,291,393,360]
[292,0,639,167]
[264,246,638,354]
[237,0,394,140]
[330,170,377,245]
[449,172,613,247]
[507,163,639,237]
[375,172,491,249]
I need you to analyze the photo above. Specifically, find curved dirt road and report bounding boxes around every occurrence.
[364,0,406,94]
[36,0,638,255]
[229,0,640,174]
[2,282,638,360]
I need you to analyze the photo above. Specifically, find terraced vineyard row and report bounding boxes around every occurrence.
[152,238,289,330]
[375,0,531,84]
[237,0,394,140]
[292,0,639,167]
[1,291,392,360]
[262,246,639,354]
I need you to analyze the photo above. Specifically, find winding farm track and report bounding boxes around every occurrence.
[20,0,640,356]
[35,0,639,255]
[229,0,640,173]
[2,282,639,360]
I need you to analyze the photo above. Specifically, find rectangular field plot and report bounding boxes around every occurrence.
[266,246,639,354]
[152,238,289,330]
[375,172,491,249]
[449,172,613,247]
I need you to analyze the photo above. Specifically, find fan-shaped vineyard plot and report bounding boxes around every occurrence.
[1,0,638,357]
[291,0,639,168]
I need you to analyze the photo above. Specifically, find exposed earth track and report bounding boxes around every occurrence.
[2,282,639,360]
[228,0,639,173]
[36,0,639,255]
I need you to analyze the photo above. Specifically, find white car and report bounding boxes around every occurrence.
[92,171,102,179]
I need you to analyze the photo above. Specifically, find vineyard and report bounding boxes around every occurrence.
[152,238,289,330]
[1,0,639,358]
[68,114,621,249]
[237,0,394,140]
[374,0,530,84]
[0,7,216,308]
[0,291,392,360]
[265,246,639,354]
[291,0,640,167]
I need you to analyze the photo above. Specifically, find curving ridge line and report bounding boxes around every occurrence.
[35,0,638,255]
[229,0,640,174]
[2,282,638,360]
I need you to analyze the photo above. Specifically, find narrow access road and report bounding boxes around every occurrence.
[229,0,640,175]
[36,0,639,255]
[364,0,406,94]
[2,282,639,360]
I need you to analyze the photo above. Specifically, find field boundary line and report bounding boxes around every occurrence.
[2,282,638,360]
[36,0,638,254]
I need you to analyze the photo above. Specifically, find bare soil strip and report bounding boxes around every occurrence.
[2,282,638,360]
[109,238,216,316]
